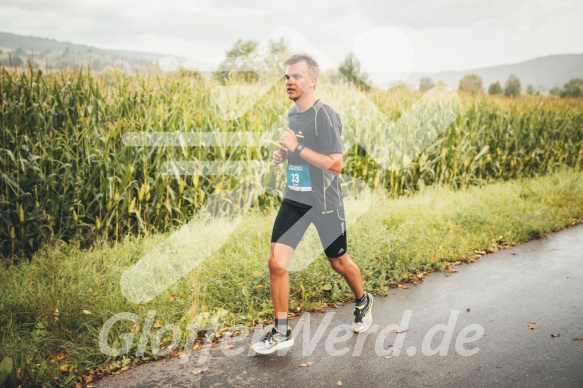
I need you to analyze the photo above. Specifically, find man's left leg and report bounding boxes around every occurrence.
[327,253,364,298]
[314,206,374,333]
[328,253,374,333]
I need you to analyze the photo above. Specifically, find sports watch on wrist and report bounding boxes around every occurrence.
[294,143,305,155]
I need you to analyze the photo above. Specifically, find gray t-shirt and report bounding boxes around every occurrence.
[283,99,343,211]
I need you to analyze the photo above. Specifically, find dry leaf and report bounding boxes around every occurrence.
[551,333,560,338]
[394,329,409,334]
[299,361,316,367]
[123,374,133,380]
[56,353,66,361]
[169,294,176,301]
[398,295,407,299]
[223,344,234,350]
[572,337,583,341]
[59,365,69,372]
[446,267,458,273]
[337,381,342,386]
[83,374,93,384]
[192,368,208,375]
[82,310,92,315]
[528,322,536,330]
[153,320,163,328]
[397,284,409,289]
[16,367,21,380]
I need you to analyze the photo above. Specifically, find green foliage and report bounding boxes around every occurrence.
[505,74,522,97]
[550,86,562,96]
[213,37,292,84]
[488,81,503,95]
[419,76,435,92]
[560,78,583,98]
[2,54,22,67]
[214,39,259,83]
[526,85,538,95]
[0,357,13,386]
[1,66,583,263]
[458,73,483,94]
[337,52,371,92]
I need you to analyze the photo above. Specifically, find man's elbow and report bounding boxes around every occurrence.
[329,156,343,174]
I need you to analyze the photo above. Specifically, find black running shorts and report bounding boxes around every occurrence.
[271,199,348,258]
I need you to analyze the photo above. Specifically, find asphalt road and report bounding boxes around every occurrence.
[95,224,583,388]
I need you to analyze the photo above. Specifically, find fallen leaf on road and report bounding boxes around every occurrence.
[394,329,409,334]
[528,322,536,330]
[123,374,133,380]
[337,381,342,386]
[223,344,234,350]
[572,337,583,341]
[114,366,130,374]
[299,361,316,367]
[551,333,560,338]
[446,267,458,273]
[398,295,407,299]
[397,284,409,289]
[192,368,208,375]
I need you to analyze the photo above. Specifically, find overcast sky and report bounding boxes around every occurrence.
[1,0,582,76]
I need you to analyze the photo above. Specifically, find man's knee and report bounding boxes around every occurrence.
[268,254,288,275]
[328,253,349,274]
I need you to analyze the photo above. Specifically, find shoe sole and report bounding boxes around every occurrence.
[251,337,295,355]
[354,294,374,333]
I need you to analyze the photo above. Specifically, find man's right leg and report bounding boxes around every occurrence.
[251,201,310,354]
[269,242,294,326]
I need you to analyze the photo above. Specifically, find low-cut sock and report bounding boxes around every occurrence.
[355,293,367,309]
[275,318,288,335]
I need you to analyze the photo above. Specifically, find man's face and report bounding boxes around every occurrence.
[285,61,315,101]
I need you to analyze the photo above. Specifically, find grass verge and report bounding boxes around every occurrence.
[1,166,582,386]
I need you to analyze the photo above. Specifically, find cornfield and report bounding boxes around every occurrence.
[1,66,582,261]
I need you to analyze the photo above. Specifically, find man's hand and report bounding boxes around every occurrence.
[278,128,299,153]
[272,148,288,166]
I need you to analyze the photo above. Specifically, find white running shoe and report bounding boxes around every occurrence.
[250,327,294,355]
[352,293,374,333]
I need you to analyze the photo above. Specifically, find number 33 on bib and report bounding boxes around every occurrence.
[287,164,312,191]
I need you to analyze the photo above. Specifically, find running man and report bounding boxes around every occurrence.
[251,53,373,355]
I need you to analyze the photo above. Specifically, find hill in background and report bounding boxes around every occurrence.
[407,54,583,93]
[1,31,582,92]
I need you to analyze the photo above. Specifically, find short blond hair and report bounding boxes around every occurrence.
[285,52,319,82]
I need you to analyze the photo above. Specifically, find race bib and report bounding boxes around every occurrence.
[287,164,312,191]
